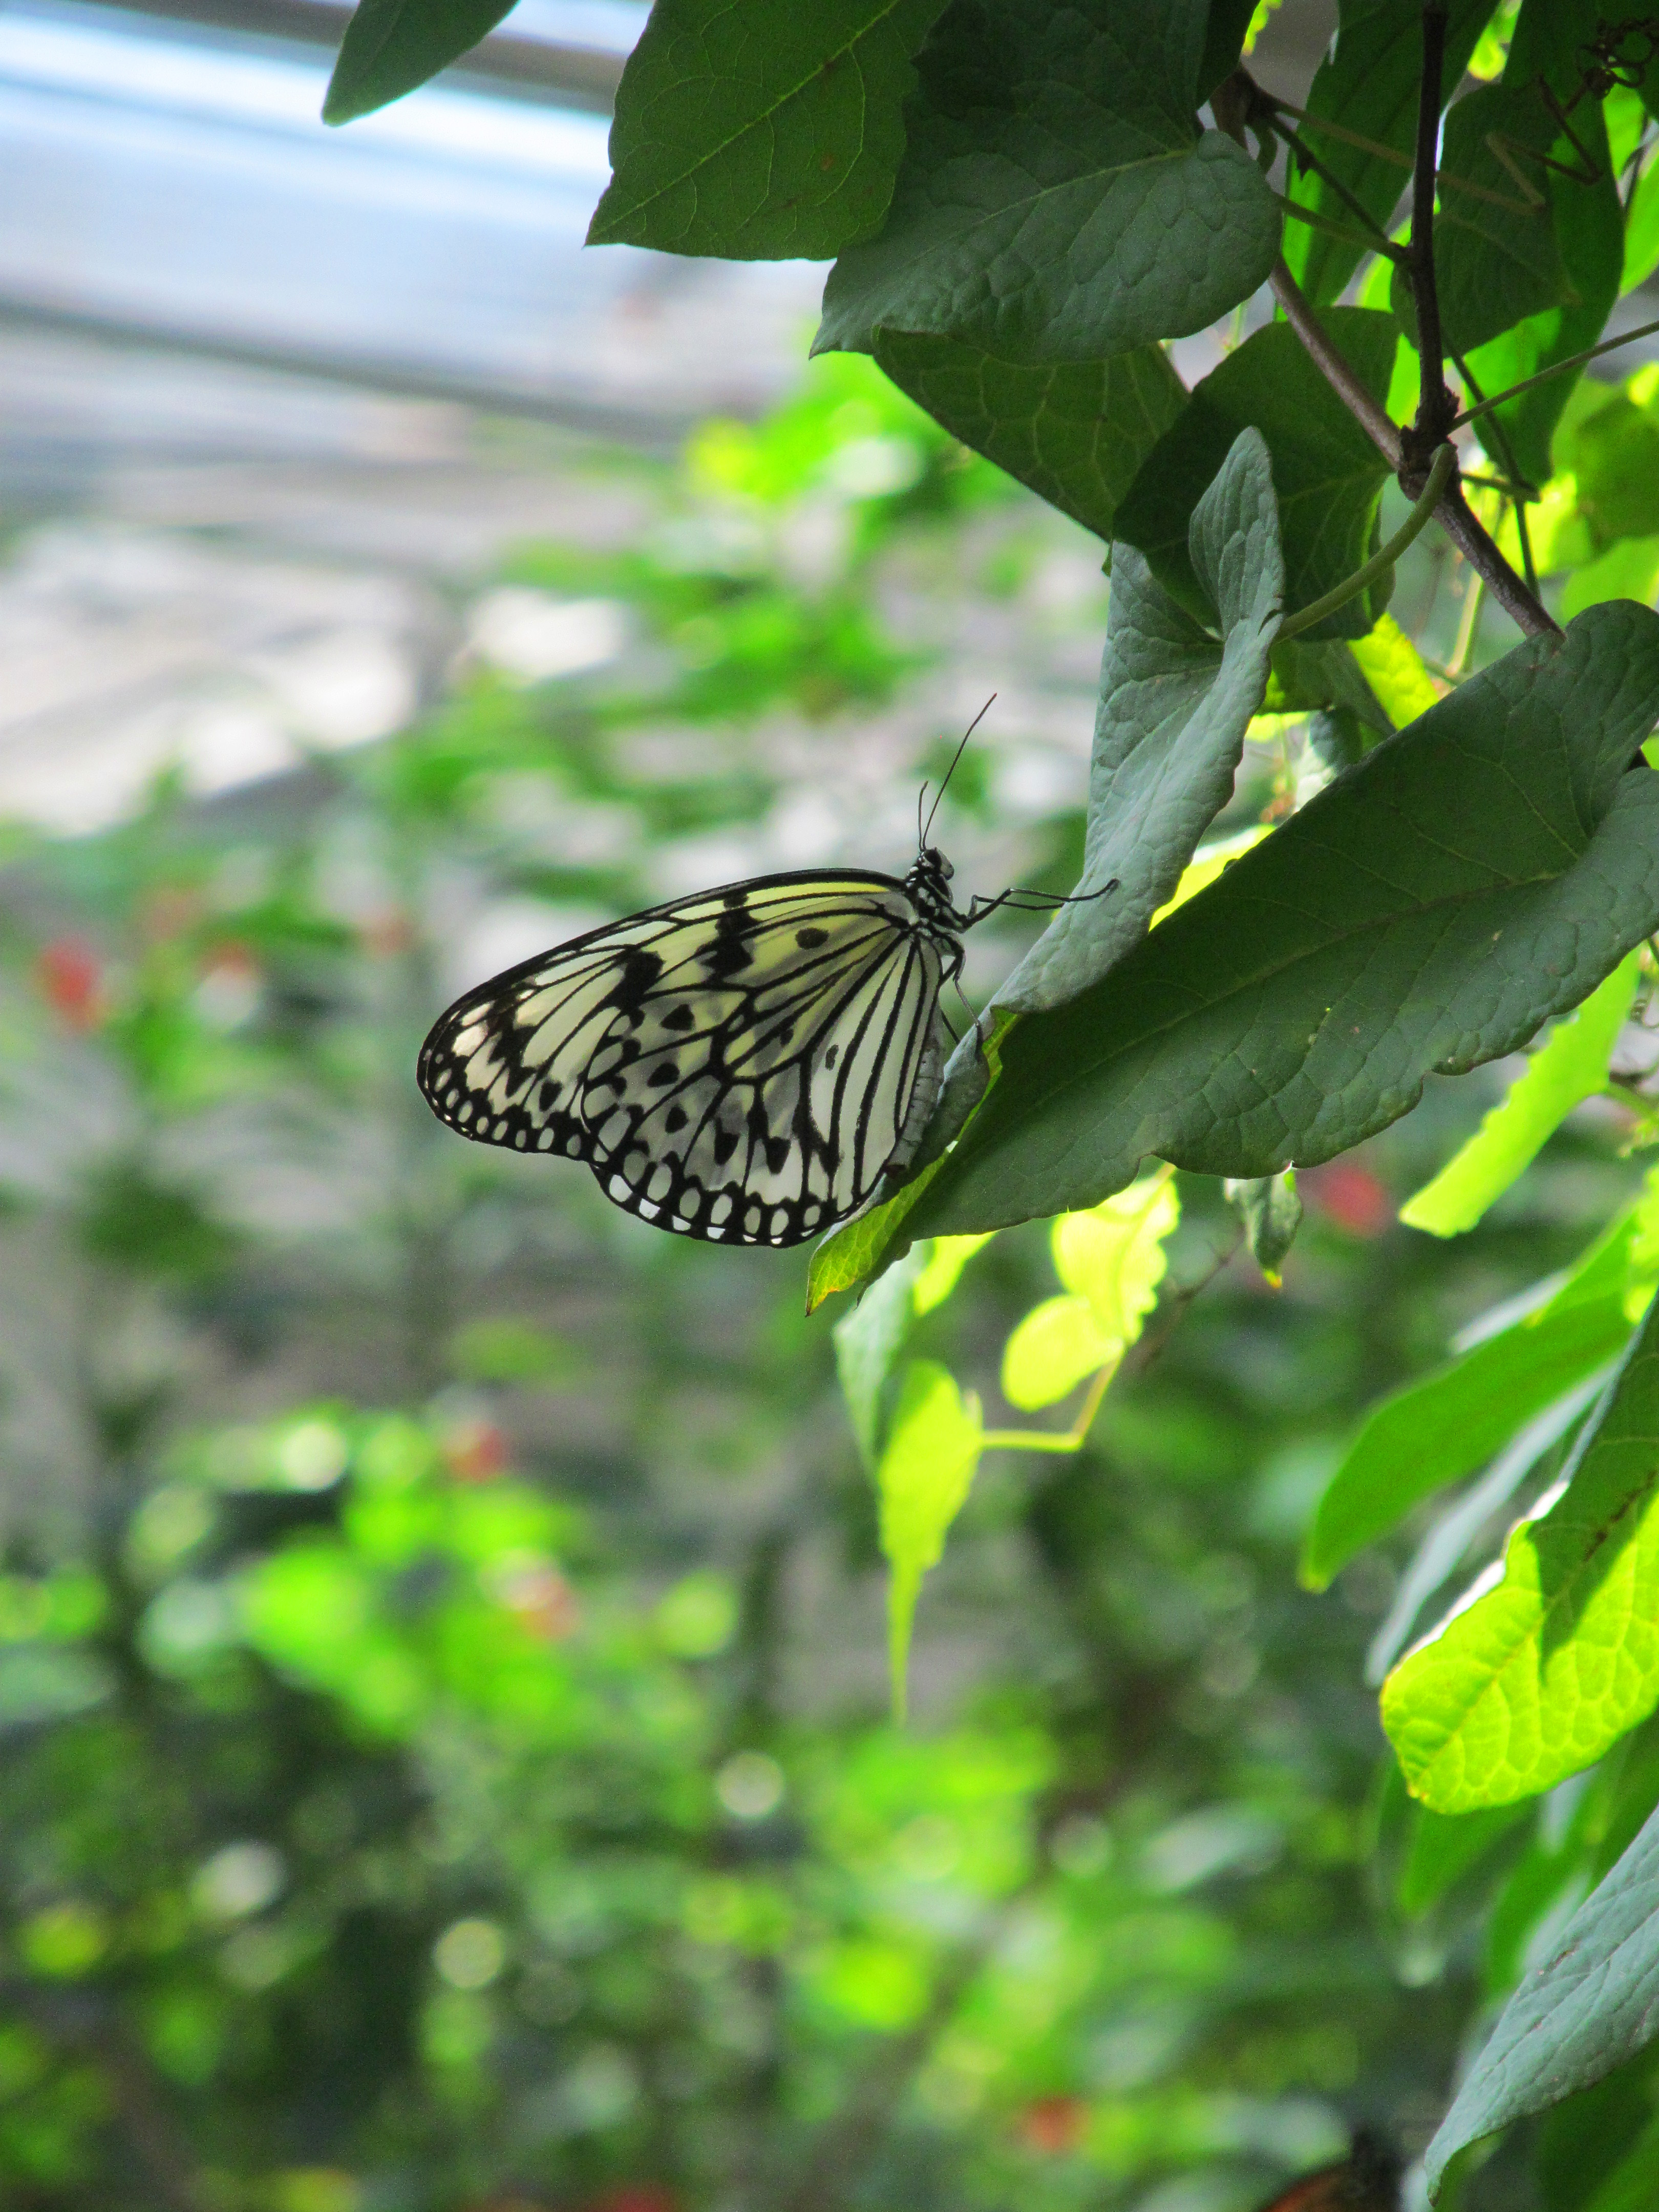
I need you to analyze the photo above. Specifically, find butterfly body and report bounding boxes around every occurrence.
[418,849,970,1248]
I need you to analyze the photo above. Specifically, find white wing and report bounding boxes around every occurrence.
[417,872,953,1246]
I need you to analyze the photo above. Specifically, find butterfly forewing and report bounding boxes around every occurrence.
[417,870,958,1247]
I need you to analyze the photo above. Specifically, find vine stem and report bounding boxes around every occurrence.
[1450,313,1659,429]
[1278,443,1457,641]
[1267,256,1560,639]
[1267,255,1400,464]
[1407,0,1457,447]
[1222,64,1561,642]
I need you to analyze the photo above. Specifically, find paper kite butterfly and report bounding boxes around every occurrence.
[417,719,1113,1248]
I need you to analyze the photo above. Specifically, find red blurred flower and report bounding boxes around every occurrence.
[1302,1160,1392,1239]
[1017,2095,1088,2154]
[444,1418,508,1484]
[35,938,105,1031]
[586,2190,677,2212]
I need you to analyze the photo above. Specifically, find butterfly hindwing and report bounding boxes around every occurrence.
[417,871,956,1247]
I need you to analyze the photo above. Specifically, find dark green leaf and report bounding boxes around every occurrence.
[988,424,1282,1013]
[894,603,1659,1249]
[1196,0,1258,105]
[1403,82,1570,357]
[1225,1169,1303,1284]
[1280,0,1498,307]
[1423,1795,1659,2192]
[587,0,945,259]
[1115,310,1397,637]
[814,0,1280,363]
[811,428,1284,1306]
[1466,8,1621,486]
[324,0,516,125]
[1556,379,1659,552]
[870,332,1184,540]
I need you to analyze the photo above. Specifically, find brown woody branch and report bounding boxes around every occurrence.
[1216,68,1561,641]
[1405,0,1459,456]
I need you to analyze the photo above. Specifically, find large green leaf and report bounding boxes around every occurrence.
[1114,310,1396,637]
[1421,1796,1659,2193]
[1280,0,1498,307]
[324,0,516,125]
[1407,81,1571,357]
[1384,1289,1659,1817]
[1197,0,1259,104]
[892,603,1659,1247]
[1466,3,1621,485]
[989,425,1282,1016]
[810,429,1283,1307]
[814,0,1280,363]
[587,0,944,258]
[870,333,1185,541]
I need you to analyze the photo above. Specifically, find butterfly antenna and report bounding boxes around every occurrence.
[921,694,996,846]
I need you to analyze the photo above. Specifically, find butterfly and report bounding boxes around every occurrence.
[417,719,1112,1248]
[1252,2131,1401,2212]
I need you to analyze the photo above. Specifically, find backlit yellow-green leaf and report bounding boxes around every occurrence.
[1382,1290,1659,1811]
[1400,953,1640,1237]
[877,1360,983,1719]
[1348,612,1441,729]
[1148,828,1269,927]
[1002,1294,1117,1412]
[912,1233,995,1316]
[1053,1173,1180,1340]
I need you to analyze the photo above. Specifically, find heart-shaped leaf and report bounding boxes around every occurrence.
[899,603,1659,1243]
[814,0,1280,362]
[587,0,946,259]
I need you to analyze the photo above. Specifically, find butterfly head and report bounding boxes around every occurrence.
[905,842,963,932]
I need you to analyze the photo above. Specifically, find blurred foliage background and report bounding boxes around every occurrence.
[2,347,1656,2212]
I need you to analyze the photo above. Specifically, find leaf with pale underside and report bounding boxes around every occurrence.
[1421,1760,1659,2190]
